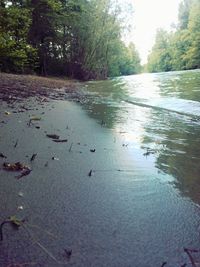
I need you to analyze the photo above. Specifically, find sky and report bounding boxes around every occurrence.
[125,0,182,64]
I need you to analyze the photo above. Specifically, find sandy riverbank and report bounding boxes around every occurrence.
[0,74,199,267]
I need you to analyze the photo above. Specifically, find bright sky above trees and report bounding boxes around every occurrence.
[129,0,182,64]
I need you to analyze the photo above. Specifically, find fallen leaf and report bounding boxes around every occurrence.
[16,168,32,179]
[88,169,93,176]
[30,153,37,161]
[46,134,60,139]
[52,139,68,143]
[0,153,7,158]
[52,157,59,161]
[18,192,24,197]
[3,162,25,171]
[9,215,24,227]
[30,116,41,121]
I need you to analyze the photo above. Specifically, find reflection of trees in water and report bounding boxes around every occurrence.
[82,102,119,128]
[81,78,128,128]
[143,112,200,204]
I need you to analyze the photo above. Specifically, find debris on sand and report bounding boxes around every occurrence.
[52,157,59,161]
[0,216,25,241]
[28,116,41,126]
[46,134,60,139]
[16,168,32,179]
[46,134,68,143]
[52,139,68,143]
[63,248,72,259]
[3,162,32,179]
[30,116,41,121]
[14,139,18,148]
[0,153,7,158]
[90,149,96,153]
[18,191,24,197]
[88,169,93,176]
[44,161,49,167]
[3,162,26,171]
[30,153,37,161]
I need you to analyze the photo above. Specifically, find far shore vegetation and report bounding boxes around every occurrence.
[147,0,200,73]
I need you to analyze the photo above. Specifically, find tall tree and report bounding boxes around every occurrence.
[147,29,172,73]
[0,0,36,73]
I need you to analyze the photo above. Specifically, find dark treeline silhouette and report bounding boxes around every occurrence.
[0,0,141,80]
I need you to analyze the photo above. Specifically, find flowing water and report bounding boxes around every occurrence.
[76,69,200,266]
[81,69,200,205]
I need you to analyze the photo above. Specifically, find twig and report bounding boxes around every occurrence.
[14,139,18,148]
[0,220,10,241]
[184,248,199,267]
[69,143,73,152]
[30,153,37,161]
[23,225,68,265]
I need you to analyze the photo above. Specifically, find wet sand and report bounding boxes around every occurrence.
[0,75,200,267]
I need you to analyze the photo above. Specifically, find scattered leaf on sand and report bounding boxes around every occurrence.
[9,215,25,227]
[18,191,24,197]
[88,169,93,176]
[0,153,7,158]
[30,153,37,161]
[46,134,60,139]
[64,249,72,259]
[3,162,32,179]
[14,139,18,148]
[44,161,48,167]
[16,168,32,179]
[52,157,59,161]
[30,116,41,121]
[3,162,26,171]
[52,139,68,143]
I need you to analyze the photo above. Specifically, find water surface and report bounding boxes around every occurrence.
[81,69,200,206]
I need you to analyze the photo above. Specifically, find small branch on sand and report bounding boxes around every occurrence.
[14,139,18,148]
[184,248,200,267]
[30,153,37,161]
[69,143,73,152]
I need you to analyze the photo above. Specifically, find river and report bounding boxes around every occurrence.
[77,69,200,266]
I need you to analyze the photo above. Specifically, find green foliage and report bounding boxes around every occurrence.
[0,2,37,73]
[0,0,141,79]
[147,29,173,73]
[147,0,200,73]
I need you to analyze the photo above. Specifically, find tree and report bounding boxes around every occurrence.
[147,29,172,73]
[184,0,200,69]
[28,0,61,75]
[0,0,140,79]
[178,0,193,29]
[0,0,37,73]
